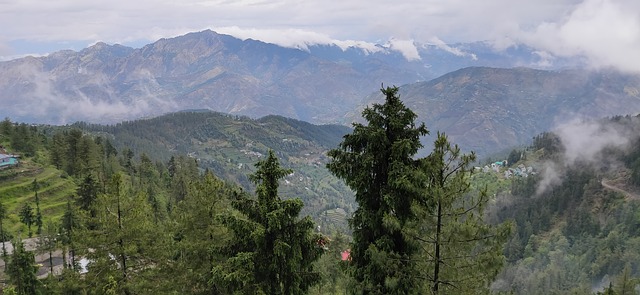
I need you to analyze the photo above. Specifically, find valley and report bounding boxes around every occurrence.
[1,29,640,294]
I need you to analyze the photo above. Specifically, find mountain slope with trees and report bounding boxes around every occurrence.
[354,67,640,157]
[485,115,640,294]
[73,111,356,229]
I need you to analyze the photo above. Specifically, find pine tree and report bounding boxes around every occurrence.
[19,203,35,238]
[215,150,323,294]
[413,132,511,294]
[61,198,80,270]
[81,173,164,295]
[615,264,638,295]
[32,179,43,235]
[77,173,99,212]
[7,239,39,294]
[0,202,7,270]
[38,221,59,275]
[327,86,428,294]
[167,171,234,294]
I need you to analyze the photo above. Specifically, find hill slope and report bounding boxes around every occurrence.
[77,111,355,227]
[353,67,640,156]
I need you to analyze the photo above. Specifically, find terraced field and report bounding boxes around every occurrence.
[0,161,76,235]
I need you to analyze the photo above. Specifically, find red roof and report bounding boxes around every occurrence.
[341,249,351,261]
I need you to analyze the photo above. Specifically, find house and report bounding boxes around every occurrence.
[0,153,18,169]
[341,249,351,261]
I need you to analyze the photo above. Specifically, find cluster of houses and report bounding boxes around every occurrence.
[476,160,535,179]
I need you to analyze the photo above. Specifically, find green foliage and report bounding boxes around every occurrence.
[18,203,35,238]
[327,86,429,294]
[75,111,354,232]
[164,171,235,294]
[507,149,523,166]
[215,150,323,294]
[80,173,168,295]
[312,230,350,294]
[413,133,512,294]
[7,239,39,294]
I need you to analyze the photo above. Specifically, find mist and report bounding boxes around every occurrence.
[535,116,640,195]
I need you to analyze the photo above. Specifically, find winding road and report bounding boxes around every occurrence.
[601,179,640,200]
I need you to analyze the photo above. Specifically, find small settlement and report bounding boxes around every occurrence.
[476,160,535,179]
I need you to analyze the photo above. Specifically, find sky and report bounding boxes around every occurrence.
[1,0,640,72]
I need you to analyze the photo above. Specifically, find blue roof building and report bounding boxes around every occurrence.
[0,153,18,169]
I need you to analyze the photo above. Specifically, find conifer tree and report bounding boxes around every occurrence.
[61,198,80,270]
[0,202,7,270]
[81,173,164,295]
[77,173,99,212]
[19,203,35,238]
[7,239,39,294]
[167,171,234,294]
[215,150,323,294]
[32,179,43,235]
[327,86,428,294]
[38,221,59,275]
[413,132,511,294]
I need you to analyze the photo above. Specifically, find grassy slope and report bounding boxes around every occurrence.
[0,159,75,236]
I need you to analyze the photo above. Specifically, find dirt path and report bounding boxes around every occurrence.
[601,179,640,200]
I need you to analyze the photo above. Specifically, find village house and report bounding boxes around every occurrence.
[0,153,18,169]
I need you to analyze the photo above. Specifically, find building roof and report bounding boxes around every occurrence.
[0,157,18,167]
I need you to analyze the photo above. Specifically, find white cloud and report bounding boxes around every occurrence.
[520,0,640,72]
[215,26,383,53]
[427,37,477,60]
[386,39,421,61]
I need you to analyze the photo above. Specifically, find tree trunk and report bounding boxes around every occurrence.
[49,248,54,274]
[117,193,130,295]
[432,200,442,294]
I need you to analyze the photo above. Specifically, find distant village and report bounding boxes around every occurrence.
[476,160,536,179]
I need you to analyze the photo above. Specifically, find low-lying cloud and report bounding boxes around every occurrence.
[4,62,177,124]
[535,117,640,195]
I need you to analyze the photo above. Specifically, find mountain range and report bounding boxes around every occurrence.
[356,67,640,156]
[2,29,640,156]
[0,30,573,124]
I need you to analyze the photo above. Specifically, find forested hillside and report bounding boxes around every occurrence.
[72,111,355,231]
[487,115,640,294]
[1,110,640,294]
[0,116,350,293]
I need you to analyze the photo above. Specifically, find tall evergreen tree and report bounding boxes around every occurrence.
[32,179,43,235]
[61,199,80,270]
[19,203,35,238]
[7,239,39,294]
[215,150,323,294]
[327,86,428,294]
[0,202,7,270]
[167,171,234,294]
[38,221,60,275]
[50,132,67,170]
[81,173,164,295]
[413,132,511,294]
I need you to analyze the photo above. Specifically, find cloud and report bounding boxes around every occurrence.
[535,117,640,195]
[386,39,421,61]
[520,0,640,73]
[215,26,383,53]
[427,37,477,60]
[4,60,177,124]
